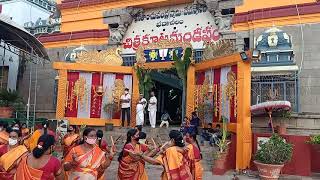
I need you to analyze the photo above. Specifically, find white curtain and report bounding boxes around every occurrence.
[220,66,231,122]
[123,75,133,93]
[77,72,92,118]
[100,73,116,119]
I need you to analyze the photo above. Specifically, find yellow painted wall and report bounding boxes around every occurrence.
[60,0,171,32]
[236,0,316,13]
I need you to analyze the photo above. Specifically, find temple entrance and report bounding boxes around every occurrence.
[151,70,183,126]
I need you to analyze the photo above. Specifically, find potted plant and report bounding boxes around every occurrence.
[0,89,24,118]
[254,134,293,180]
[212,117,231,175]
[307,134,320,152]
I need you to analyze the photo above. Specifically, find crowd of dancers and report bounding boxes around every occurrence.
[0,120,203,180]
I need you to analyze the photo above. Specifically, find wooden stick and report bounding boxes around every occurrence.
[158,136,163,145]
[110,136,114,146]
[151,138,157,148]
[160,141,169,149]
[114,135,122,144]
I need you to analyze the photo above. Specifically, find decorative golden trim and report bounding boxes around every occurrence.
[76,47,123,65]
[112,79,125,112]
[203,40,236,61]
[56,70,67,119]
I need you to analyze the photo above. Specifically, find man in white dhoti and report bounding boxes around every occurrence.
[136,94,147,126]
[148,91,157,128]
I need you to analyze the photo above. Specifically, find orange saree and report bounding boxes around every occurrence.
[0,145,28,180]
[14,155,43,180]
[186,144,203,180]
[63,134,79,156]
[28,129,42,151]
[0,131,9,145]
[155,146,192,180]
[64,145,106,180]
[117,143,148,180]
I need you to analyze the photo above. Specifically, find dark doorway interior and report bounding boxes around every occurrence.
[154,81,182,125]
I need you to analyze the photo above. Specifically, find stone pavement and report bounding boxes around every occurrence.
[104,162,320,180]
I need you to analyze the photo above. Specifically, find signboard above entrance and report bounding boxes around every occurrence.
[144,47,183,63]
[122,3,220,54]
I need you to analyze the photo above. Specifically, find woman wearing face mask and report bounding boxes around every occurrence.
[28,120,56,151]
[185,132,203,180]
[62,125,79,156]
[138,130,193,180]
[63,128,113,180]
[15,134,63,180]
[0,128,28,179]
[117,128,150,180]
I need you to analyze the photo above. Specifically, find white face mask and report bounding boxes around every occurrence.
[8,138,18,146]
[139,139,146,144]
[85,137,97,145]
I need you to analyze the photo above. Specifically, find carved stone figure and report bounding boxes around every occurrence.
[104,7,143,45]
[214,15,232,31]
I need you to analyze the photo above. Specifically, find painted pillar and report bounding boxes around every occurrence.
[186,65,195,119]
[131,67,139,127]
[236,61,252,169]
[56,69,67,119]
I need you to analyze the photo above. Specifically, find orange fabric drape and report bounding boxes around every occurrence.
[156,146,192,180]
[28,130,42,152]
[63,134,79,156]
[64,145,106,179]
[117,144,148,180]
[0,131,9,145]
[0,145,28,171]
[14,156,43,180]
[186,144,203,180]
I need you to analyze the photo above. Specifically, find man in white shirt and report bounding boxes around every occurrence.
[136,94,147,126]
[120,88,131,127]
[148,91,157,128]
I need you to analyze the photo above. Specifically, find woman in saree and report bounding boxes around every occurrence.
[139,130,193,180]
[0,128,28,179]
[185,132,203,180]
[63,128,114,180]
[15,134,63,180]
[28,120,56,151]
[62,125,80,156]
[117,128,156,180]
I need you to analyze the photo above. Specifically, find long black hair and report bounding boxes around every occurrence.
[169,130,185,147]
[118,128,138,162]
[96,129,104,148]
[79,128,96,144]
[42,120,50,135]
[32,134,55,158]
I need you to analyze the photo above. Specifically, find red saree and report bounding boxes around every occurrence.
[64,145,106,180]
[156,146,192,180]
[117,143,148,180]
[186,144,203,180]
